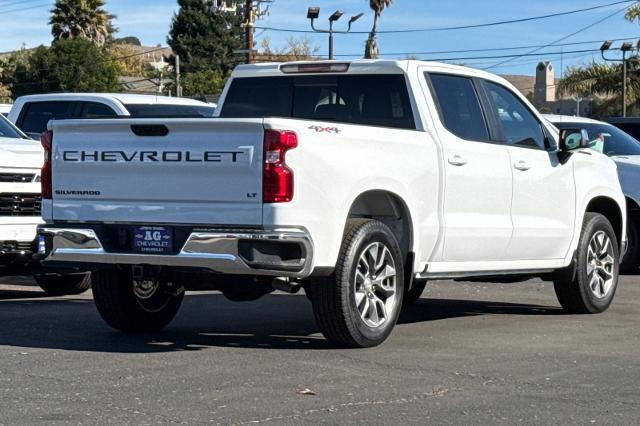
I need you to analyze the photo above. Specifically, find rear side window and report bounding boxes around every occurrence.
[18,101,76,135]
[428,74,489,141]
[80,102,118,119]
[220,74,415,130]
[125,104,216,118]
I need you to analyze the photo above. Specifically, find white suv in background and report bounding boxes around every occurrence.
[8,93,216,139]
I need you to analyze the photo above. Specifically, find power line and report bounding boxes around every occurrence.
[0,2,52,15]
[484,4,631,70]
[0,0,46,9]
[329,36,639,59]
[255,0,637,35]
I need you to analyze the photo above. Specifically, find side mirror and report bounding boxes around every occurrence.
[559,128,590,152]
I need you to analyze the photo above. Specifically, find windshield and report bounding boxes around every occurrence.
[0,114,25,139]
[552,121,640,156]
[125,104,216,118]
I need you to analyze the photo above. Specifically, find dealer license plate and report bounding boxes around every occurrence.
[132,226,173,254]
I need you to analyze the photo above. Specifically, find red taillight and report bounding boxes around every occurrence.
[40,130,53,199]
[263,129,298,203]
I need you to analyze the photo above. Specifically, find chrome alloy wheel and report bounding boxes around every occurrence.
[587,231,616,299]
[353,242,398,328]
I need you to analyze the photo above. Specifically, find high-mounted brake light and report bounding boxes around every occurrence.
[40,130,53,199]
[263,129,298,203]
[280,63,350,74]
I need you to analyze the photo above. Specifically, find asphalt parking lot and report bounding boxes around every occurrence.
[1,275,639,424]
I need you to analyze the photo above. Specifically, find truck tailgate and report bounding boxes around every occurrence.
[49,118,264,225]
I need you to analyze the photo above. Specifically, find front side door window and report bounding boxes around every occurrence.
[482,80,576,260]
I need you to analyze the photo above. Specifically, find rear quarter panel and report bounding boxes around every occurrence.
[262,118,441,271]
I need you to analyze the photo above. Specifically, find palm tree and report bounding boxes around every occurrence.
[364,0,394,59]
[559,4,640,114]
[50,0,116,47]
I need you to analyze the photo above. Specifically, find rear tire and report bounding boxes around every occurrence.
[554,213,619,314]
[620,214,639,274]
[92,269,184,332]
[309,219,404,348]
[35,273,91,296]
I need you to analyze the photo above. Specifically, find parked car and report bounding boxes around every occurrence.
[8,93,216,139]
[0,104,12,117]
[0,113,90,294]
[546,114,640,273]
[38,60,626,348]
[607,117,640,141]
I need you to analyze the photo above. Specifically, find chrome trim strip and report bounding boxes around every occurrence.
[39,227,314,279]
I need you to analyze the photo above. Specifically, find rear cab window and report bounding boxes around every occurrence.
[220,74,416,130]
[18,101,77,136]
[79,102,118,119]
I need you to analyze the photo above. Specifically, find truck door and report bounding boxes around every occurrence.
[481,80,575,260]
[426,73,514,262]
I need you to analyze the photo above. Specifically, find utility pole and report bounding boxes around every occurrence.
[245,0,254,64]
[175,55,182,97]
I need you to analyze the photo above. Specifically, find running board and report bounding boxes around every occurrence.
[415,268,555,281]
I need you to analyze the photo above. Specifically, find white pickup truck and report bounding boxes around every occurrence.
[37,60,627,348]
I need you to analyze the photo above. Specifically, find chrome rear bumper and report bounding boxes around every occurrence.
[37,226,314,279]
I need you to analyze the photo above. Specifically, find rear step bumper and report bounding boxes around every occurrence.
[37,226,314,279]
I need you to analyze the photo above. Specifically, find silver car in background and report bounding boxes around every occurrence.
[546,114,640,273]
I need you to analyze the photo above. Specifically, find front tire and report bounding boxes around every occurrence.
[554,213,619,314]
[35,273,91,296]
[309,219,404,348]
[92,269,184,332]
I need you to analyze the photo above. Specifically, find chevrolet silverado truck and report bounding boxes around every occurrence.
[37,60,627,348]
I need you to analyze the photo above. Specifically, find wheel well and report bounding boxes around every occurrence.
[586,197,624,246]
[347,190,413,259]
[626,197,640,215]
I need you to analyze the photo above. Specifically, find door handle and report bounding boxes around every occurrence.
[448,155,468,166]
[514,160,531,171]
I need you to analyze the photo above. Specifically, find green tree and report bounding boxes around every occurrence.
[181,69,226,97]
[10,39,120,98]
[168,0,243,75]
[109,44,147,77]
[114,36,141,46]
[364,0,394,59]
[50,0,116,46]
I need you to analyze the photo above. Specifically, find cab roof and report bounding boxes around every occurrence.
[231,59,511,84]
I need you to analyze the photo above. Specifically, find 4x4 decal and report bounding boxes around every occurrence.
[309,125,341,134]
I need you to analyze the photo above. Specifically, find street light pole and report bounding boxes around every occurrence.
[601,40,634,117]
[307,7,362,60]
[328,19,334,60]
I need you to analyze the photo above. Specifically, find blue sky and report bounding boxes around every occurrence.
[1,0,640,76]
